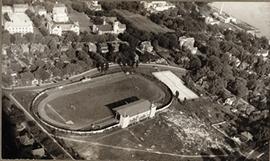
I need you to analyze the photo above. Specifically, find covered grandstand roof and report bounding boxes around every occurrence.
[113,99,152,117]
[152,71,198,101]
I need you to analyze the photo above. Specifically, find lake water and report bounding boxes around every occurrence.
[211,2,270,39]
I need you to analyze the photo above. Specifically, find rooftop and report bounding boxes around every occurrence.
[13,4,29,8]
[97,24,113,32]
[54,3,66,8]
[5,13,33,28]
[113,99,152,117]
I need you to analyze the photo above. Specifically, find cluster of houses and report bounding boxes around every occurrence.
[2,1,126,37]
[85,41,121,54]
[92,17,126,35]
[2,43,50,86]
[140,1,176,13]
[16,122,46,158]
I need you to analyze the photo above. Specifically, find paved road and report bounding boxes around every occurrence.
[2,63,186,93]
[56,135,229,159]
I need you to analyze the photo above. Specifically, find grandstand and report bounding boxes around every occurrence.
[152,71,199,101]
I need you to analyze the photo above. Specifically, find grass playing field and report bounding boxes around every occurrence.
[114,9,174,34]
[37,72,167,130]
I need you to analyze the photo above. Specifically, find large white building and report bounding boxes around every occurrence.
[2,4,33,34]
[140,1,176,13]
[2,6,13,14]
[52,3,69,23]
[4,13,34,34]
[113,99,157,128]
[47,21,80,36]
[47,3,80,36]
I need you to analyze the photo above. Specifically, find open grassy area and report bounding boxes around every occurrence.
[38,72,168,130]
[69,8,92,32]
[62,105,233,160]
[114,9,174,34]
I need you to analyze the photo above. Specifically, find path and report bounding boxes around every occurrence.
[56,136,229,159]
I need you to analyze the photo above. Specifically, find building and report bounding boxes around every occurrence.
[47,21,80,36]
[109,41,120,53]
[139,41,154,53]
[212,12,236,24]
[113,99,157,128]
[35,6,47,16]
[141,1,176,13]
[205,16,220,25]
[18,134,35,146]
[179,36,198,54]
[92,17,126,35]
[256,49,269,59]
[32,148,45,157]
[2,6,13,14]
[52,3,69,23]
[224,96,237,106]
[47,3,80,36]
[4,13,34,34]
[13,4,29,13]
[241,131,253,142]
[87,42,97,53]
[86,1,102,11]
[98,43,109,54]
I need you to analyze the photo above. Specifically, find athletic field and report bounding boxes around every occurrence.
[114,9,174,34]
[37,72,167,130]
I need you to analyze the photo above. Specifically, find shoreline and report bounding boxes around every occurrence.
[210,2,270,39]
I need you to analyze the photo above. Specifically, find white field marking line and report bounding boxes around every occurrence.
[246,145,264,159]
[57,136,229,158]
[126,129,143,143]
[47,104,67,123]
[256,152,264,158]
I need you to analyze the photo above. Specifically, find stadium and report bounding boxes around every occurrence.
[32,69,198,132]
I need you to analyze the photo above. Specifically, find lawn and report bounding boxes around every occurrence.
[114,9,174,34]
[62,106,233,160]
[37,72,167,130]
[69,8,93,32]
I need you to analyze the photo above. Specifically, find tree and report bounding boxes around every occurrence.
[207,55,223,74]
[24,33,35,43]
[71,1,86,12]
[189,55,201,71]
[157,34,170,49]
[40,26,49,36]
[234,77,249,99]
[48,38,58,50]
[3,13,11,21]
[63,32,79,43]
[11,33,25,44]
[221,64,234,82]
[224,30,234,41]
[208,77,225,95]
[2,30,11,45]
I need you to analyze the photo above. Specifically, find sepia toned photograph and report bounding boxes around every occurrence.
[1,0,269,160]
